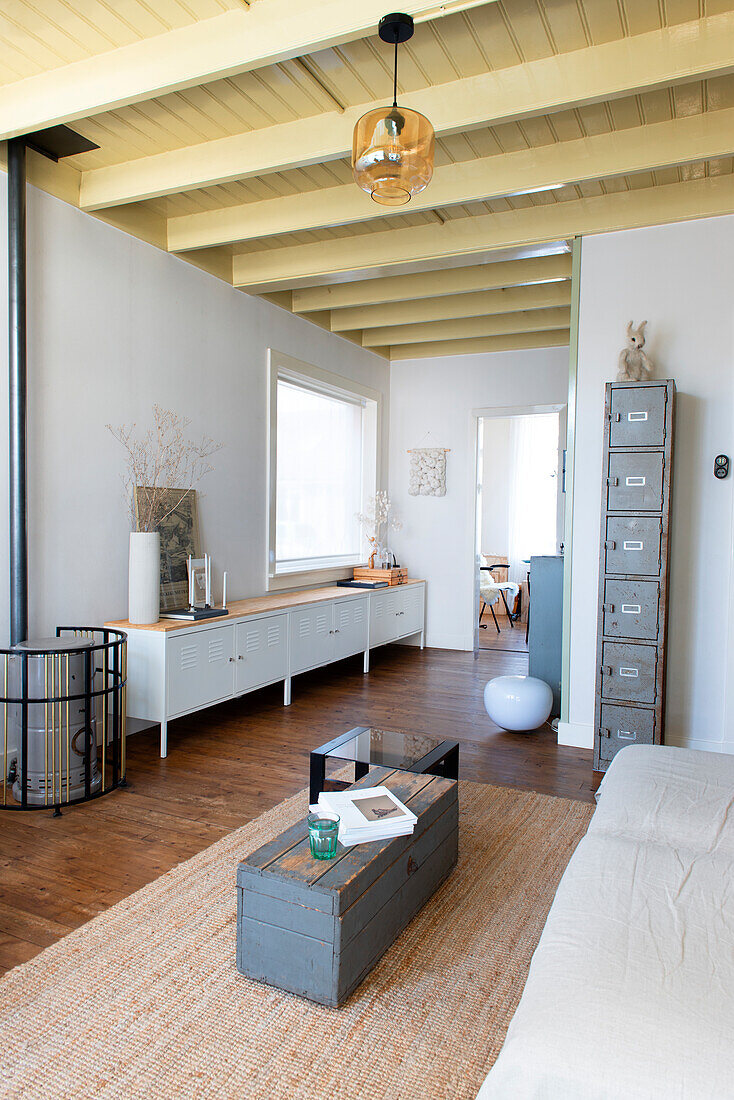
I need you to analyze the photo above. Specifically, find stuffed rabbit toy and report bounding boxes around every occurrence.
[617,320,653,382]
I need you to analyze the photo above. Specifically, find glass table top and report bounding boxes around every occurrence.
[320,726,448,769]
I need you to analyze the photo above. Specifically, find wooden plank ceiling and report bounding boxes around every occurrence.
[3,0,734,361]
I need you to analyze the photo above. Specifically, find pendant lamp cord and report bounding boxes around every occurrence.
[393,33,398,108]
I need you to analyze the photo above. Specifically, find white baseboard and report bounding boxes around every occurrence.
[423,633,473,651]
[557,720,594,749]
[664,736,734,755]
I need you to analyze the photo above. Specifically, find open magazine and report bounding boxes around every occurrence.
[313,786,417,846]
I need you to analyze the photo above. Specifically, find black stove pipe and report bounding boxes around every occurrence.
[8,138,28,646]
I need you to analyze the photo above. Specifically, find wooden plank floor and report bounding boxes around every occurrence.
[0,645,595,976]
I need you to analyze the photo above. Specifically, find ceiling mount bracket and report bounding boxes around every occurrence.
[378,12,415,44]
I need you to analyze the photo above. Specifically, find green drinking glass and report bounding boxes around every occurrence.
[307,812,340,860]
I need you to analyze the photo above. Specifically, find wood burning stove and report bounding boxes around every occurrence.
[1,628,127,813]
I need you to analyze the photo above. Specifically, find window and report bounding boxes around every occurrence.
[268,352,379,584]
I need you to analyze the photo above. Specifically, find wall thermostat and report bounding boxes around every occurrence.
[714,455,729,479]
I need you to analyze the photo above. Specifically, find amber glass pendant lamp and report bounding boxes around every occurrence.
[352,12,435,206]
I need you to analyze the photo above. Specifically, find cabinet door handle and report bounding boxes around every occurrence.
[237,654,245,661]
[228,656,236,663]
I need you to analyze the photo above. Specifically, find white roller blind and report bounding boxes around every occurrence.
[275,378,364,570]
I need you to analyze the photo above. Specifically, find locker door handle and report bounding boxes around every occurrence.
[237,655,245,661]
[605,540,616,550]
[621,604,641,615]
[600,727,611,739]
[600,666,613,676]
[619,667,639,677]
[603,603,615,613]
[228,656,236,663]
[617,729,637,741]
[613,413,621,422]
[606,477,619,486]
[623,541,644,551]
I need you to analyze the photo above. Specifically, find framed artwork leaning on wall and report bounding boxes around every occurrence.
[134,487,201,612]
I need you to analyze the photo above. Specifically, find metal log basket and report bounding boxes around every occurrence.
[0,628,127,814]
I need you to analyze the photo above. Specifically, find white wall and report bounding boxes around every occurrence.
[564,215,734,754]
[388,347,569,650]
[0,179,389,643]
[481,417,512,559]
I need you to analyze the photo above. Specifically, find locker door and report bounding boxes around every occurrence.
[332,597,369,660]
[369,589,400,647]
[607,451,664,512]
[235,614,288,693]
[605,517,662,576]
[599,704,657,764]
[609,386,667,447]
[289,604,334,674]
[603,580,660,641]
[397,584,425,638]
[600,642,658,704]
[167,625,234,716]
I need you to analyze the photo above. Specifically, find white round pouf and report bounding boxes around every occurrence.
[483,675,553,732]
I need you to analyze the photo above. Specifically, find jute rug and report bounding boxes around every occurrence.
[0,781,593,1100]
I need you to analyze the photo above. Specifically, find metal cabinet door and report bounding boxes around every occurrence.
[603,580,660,641]
[607,451,664,512]
[332,597,369,660]
[235,614,288,693]
[599,703,656,763]
[369,588,400,646]
[167,625,235,716]
[289,604,334,674]
[397,583,425,638]
[605,517,662,576]
[600,642,657,703]
[610,385,667,447]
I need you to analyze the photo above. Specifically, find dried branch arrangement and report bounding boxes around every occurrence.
[356,490,402,555]
[107,405,222,532]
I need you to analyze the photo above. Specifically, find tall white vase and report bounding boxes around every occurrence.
[128,531,160,625]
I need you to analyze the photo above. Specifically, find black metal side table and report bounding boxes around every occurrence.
[310,725,460,804]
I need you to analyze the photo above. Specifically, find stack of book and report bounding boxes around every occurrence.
[313,786,417,847]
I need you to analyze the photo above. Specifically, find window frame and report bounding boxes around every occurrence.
[267,349,382,591]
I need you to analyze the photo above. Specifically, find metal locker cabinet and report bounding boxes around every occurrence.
[593,379,675,772]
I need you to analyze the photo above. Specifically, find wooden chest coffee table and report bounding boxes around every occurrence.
[236,767,458,1007]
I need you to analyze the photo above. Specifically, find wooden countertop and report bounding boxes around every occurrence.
[105,580,425,633]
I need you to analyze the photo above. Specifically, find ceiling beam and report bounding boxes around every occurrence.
[79,10,734,212]
[389,330,570,360]
[233,175,734,288]
[361,306,571,346]
[331,283,572,332]
[293,253,572,312]
[167,105,734,251]
[0,0,491,143]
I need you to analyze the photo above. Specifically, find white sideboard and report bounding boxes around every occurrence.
[106,581,425,757]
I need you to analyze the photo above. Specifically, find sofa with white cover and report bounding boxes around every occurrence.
[479,745,734,1099]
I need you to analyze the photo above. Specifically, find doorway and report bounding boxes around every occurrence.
[474,406,565,661]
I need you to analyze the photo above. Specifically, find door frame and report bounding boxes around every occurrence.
[470,402,567,675]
